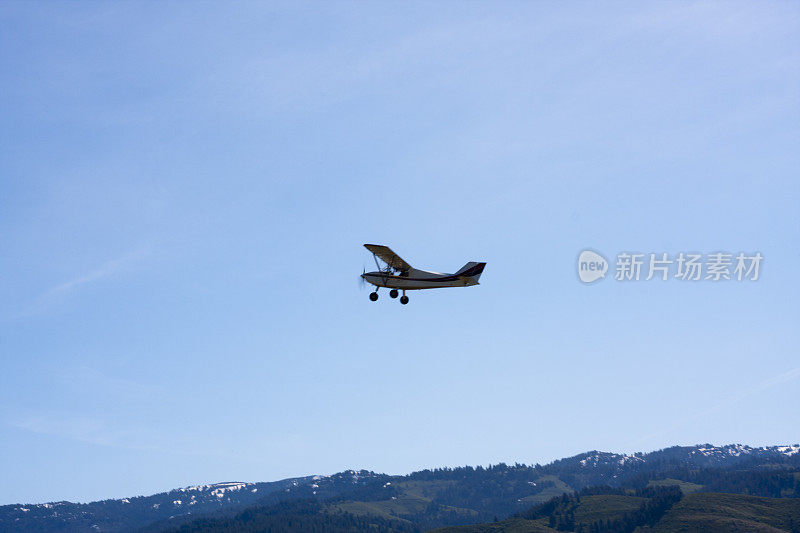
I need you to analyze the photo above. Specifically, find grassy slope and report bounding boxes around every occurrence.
[431,493,647,533]
[332,495,426,523]
[435,492,800,533]
[517,475,573,505]
[646,478,703,494]
[332,476,560,525]
[331,491,478,523]
[573,494,646,525]
[398,480,459,499]
[433,517,557,533]
[644,493,800,533]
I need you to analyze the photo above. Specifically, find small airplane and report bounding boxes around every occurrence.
[361,244,486,304]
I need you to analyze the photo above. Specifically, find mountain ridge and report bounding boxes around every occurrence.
[3,443,799,532]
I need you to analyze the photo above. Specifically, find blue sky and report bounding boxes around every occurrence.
[1,1,798,505]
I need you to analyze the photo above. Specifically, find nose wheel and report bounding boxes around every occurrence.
[400,295,409,305]
[369,292,378,301]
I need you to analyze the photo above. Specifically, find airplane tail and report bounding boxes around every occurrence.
[456,262,486,281]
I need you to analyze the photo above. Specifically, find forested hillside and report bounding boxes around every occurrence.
[2,444,798,532]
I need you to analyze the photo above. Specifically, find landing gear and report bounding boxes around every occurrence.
[368,288,407,304]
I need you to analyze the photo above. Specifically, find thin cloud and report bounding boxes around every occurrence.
[46,247,150,297]
[53,365,167,402]
[632,366,800,448]
[9,246,151,319]
[8,412,237,459]
[11,414,126,448]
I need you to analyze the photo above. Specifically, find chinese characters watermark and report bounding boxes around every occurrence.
[578,250,762,283]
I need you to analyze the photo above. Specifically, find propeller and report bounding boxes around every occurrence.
[359,266,367,290]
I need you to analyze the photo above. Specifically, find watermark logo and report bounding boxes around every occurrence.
[578,250,608,283]
[578,250,762,283]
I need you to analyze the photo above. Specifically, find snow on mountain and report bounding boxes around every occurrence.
[771,444,800,456]
[179,481,250,496]
[2,445,798,532]
[577,452,645,467]
[569,444,800,471]
[685,443,800,460]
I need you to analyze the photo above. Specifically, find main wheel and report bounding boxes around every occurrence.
[400,295,409,305]
[369,292,378,301]
[389,289,399,299]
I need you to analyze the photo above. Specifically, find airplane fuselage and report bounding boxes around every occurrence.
[362,268,479,290]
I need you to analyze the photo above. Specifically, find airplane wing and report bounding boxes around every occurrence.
[364,244,412,272]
